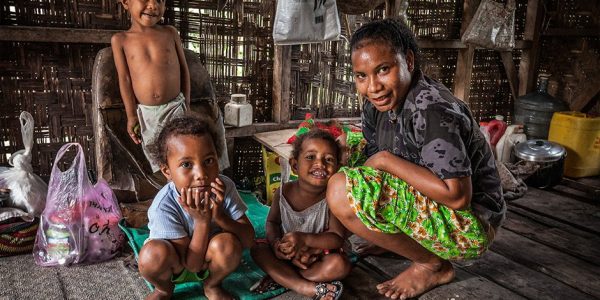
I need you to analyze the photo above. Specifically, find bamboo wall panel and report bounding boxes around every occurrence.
[0,42,102,178]
[536,0,599,114]
[0,0,277,175]
[0,0,127,29]
[167,0,275,122]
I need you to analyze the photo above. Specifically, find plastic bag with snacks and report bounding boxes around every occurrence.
[33,143,123,266]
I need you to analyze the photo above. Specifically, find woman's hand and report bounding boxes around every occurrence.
[178,187,212,225]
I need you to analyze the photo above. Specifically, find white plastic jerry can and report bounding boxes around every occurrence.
[224,94,253,127]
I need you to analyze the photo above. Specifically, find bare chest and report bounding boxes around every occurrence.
[122,34,178,66]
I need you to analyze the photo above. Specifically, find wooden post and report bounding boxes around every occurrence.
[453,0,480,103]
[518,0,543,96]
[272,45,291,123]
[500,51,519,101]
[385,0,401,18]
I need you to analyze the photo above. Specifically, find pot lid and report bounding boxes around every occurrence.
[514,139,566,162]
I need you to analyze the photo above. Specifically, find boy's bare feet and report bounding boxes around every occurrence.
[376,260,454,299]
[204,285,233,300]
[145,289,172,300]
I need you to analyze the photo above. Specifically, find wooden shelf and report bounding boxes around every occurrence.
[225,117,361,138]
[542,28,600,37]
[0,25,117,44]
[417,39,532,50]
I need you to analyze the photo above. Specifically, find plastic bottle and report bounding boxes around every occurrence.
[495,124,527,163]
[224,94,253,127]
[487,115,508,147]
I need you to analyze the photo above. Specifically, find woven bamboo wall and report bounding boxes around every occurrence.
[0,0,127,28]
[288,0,529,122]
[536,0,599,115]
[0,42,104,178]
[0,0,276,178]
[168,0,275,122]
[2,0,586,180]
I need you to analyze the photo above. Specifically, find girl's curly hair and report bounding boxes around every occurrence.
[291,128,342,164]
[150,113,222,167]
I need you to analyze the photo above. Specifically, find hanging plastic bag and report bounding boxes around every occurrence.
[461,0,515,50]
[33,143,124,266]
[0,111,48,217]
[273,0,341,45]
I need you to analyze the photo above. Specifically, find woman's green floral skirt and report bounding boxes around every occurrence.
[341,166,489,260]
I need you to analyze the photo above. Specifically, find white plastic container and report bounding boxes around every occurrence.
[496,124,527,163]
[224,94,253,127]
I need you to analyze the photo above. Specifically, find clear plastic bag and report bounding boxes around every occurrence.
[273,0,341,45]
[33,143,124,266]
[461,0,516,50]
[0,111,48,218]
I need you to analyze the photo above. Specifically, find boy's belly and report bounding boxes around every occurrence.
[130,65,182,105]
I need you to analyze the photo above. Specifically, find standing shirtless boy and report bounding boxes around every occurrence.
[111,0,191,172]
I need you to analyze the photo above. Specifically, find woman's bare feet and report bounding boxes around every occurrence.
[204,285,233,300]
[376,260,455,299]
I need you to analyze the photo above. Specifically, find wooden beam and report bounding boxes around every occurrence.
[543,28,600,37]
[518,0,544,95]
[225,117,361,138]
[499,51,519,101]
[417,39,531,49]
[0,26,117,44]
[225,122,292,138]
[272,45,291,124]
[453,0,480,103]
[570,80,600,112]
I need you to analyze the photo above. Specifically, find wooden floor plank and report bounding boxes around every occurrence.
[456,251,596,300]
[363,256,524,299]
[508,205,598,240]
[491,228,600,297]
[510,187,600,234]
[502,211,600,265]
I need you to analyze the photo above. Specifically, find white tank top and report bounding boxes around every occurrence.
[278,188,329,235]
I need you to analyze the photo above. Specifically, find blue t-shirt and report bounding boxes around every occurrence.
[148,175,248,240]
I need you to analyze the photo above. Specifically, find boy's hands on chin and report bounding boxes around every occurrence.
[209,177,227,223]
[126,116,141,144]
[178,187,212,225]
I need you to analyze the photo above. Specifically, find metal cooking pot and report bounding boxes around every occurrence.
[514,139,566,189]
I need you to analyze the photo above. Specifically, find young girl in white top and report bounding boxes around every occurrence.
[251,129,351,300]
